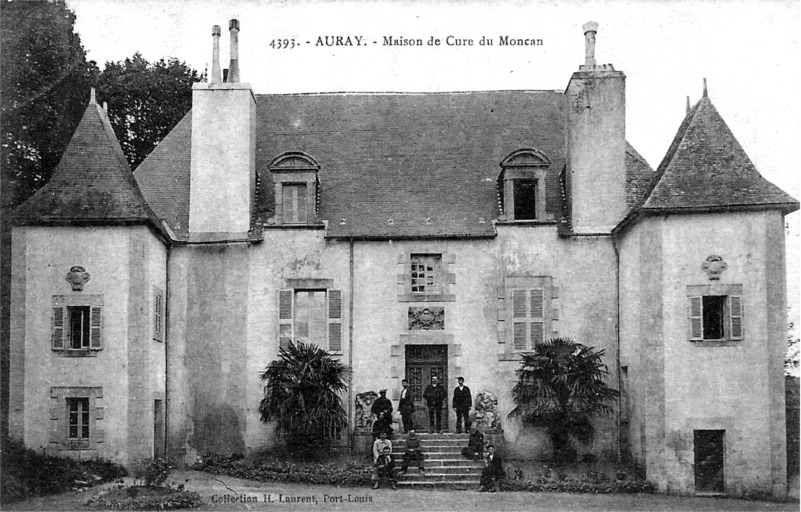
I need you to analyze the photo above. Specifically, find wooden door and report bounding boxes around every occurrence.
[694,430,724,493]
[406,345,448,431]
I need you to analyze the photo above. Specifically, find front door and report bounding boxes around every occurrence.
[406,345,448,432]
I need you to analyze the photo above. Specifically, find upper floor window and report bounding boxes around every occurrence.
[499,275,555,358]
[268,152,320,226]
[411,254,442,294]
[153,287,165,342]
[282,183,308,224]
[52,295,103,355]
[498,149,551,222]
[278,284,342,353]
[687,284,743,343]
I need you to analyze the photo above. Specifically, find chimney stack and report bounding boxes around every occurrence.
[583,21,599,68]
[703,78,708,98]
[210,25,222,85]
[228,19,240,83]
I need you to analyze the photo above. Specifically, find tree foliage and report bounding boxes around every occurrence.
[787,321,800,376]
[259,342,349,455]
[1,0,98,207]
[508,338,619,462]
[95,53,200,170]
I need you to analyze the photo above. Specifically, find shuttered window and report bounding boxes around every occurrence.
[153,287,165,342]
[278,289,343,352]
[512,287,545,352]
[687,294,744,342]
[52,296,103,353]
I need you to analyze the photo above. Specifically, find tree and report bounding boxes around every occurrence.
[95,53,200,169]
[508,338,619,462]
[787,320,800,376]
[1,0,99,206]
[259,341,349,457]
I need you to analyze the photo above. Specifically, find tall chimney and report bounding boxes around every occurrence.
[583,21,599,68]
[228,19,240,83]
[210,25,222,85]
[565,22,626,234]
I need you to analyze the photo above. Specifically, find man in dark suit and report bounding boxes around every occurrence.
[371,389,394,438]
[398,379,415,433]
[479,444,504,492]
[452,376,472,434]
[423,376,447,433]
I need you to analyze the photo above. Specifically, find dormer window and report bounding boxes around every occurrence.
[268,152,320,226]
[498,148,551,222]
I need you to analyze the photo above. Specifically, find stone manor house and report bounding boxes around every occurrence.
[8,21,797,497]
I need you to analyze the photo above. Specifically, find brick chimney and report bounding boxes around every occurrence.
[188,19,256,239]
[565,22,626,233]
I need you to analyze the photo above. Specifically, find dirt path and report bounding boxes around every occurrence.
[5,470,798,511]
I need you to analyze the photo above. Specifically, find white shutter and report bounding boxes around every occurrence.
[689,296,703,341]
[729,295,743,340]
[512,290,527,351]
[90,306,102,349]
[530,289,544,346]
[52,307,65,349]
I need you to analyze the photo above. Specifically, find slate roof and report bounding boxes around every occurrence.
[141,91,572,240]
[638,95,798,214]
[13,95,163,233]
[625,142,655,209]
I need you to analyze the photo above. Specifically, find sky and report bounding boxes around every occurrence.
[67,0,800,326]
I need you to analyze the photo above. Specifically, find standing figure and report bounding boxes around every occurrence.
[423,376,447,433]
[479,444,505,492]
[452,376,472,434]
[398,379,415,433]
[401,430,425,473]
[371,389,394,439]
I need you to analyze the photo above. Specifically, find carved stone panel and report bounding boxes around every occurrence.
[408,307,444,330]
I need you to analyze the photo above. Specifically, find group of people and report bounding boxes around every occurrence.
[369,376,504,492]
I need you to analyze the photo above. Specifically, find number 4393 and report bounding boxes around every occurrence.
[270,39,296,49]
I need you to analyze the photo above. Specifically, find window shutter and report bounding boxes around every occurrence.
[689,296,703,341]
[512,290,527,351]
[327,290,342,352]
[730,295,743,340]
[512,290,527,318]
[530,289,544,346]
[90,306,102,349]
[513,323,527,351]
[52,307,65,349]
[278,290,293,349]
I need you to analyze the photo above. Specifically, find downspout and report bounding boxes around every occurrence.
[612,232,622,464]
[164,243,171,460]
[347,239,355,451]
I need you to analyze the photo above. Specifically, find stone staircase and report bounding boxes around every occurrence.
[391,433,484,488]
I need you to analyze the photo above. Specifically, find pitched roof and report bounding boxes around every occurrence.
[625,142,655,210]
[257,91,567,238]
[138,91,570,240]
[136,112,192,237]
[639,95,798,214]
[13,94,163,232]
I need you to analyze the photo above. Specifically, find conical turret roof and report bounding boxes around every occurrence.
[639,94,798,213]
[13,90,163,233]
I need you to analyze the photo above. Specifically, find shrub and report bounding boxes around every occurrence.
[131,457,175,487]
[0,440,127,505]
[85,487,203,510]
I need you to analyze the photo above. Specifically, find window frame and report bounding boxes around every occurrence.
[687,284,744,345]
[50,387,104,450]
[501,276,554,358]
[498,148,551,222]
[52,295,103,356]
[410,254,444,295]
[278,283,343,353]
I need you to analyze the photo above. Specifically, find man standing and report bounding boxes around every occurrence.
[398,379,415,433]
[452,376,472,434]
[423,375,447,433]
[371,389,394,438]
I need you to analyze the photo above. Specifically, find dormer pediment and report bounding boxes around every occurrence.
[500,148,551,168]
[268,152,320,173]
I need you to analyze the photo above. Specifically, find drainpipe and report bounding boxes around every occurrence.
[164,243,171,460]
[612,233,622,464]
[348,239,355,452]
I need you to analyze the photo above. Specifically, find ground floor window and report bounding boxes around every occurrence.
[68,397,90,441]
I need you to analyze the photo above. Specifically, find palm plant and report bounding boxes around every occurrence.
[508,338,619,462]
[259,341,349,454]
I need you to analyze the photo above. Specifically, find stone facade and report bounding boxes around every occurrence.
[8,20,797,498]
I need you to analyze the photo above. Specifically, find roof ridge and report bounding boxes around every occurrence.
[255,89,563,97]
